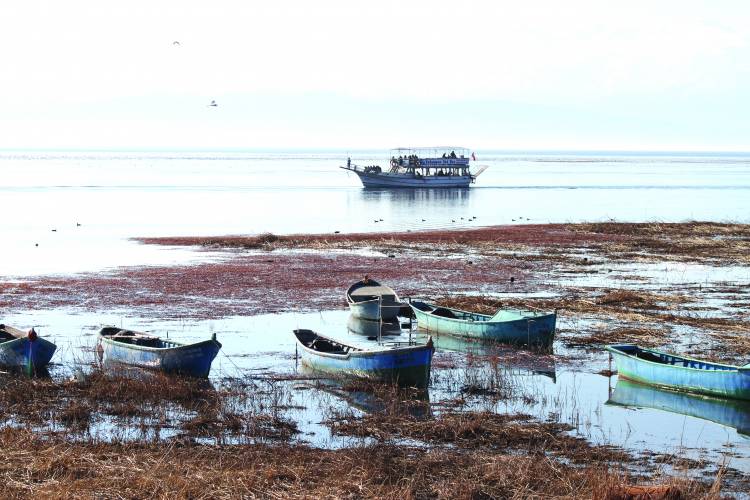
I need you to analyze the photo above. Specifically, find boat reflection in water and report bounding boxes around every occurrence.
[431,333,557,381]
[347,316,406,339]
[360,187,472,204]
[607,378,750,437]
[297,365,431,418]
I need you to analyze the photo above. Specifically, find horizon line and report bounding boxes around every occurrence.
[1,147,749,156]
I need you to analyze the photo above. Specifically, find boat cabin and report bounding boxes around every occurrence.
[388,147,471,177]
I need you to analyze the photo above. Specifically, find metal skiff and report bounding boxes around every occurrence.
[98,327,222,378]
[0,324,57,374]
[346,278,407,321]
[293,329,433,388]
[606,344,750,400]
[409,300,556,347]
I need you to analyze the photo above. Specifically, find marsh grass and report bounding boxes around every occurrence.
[0,368,299,443]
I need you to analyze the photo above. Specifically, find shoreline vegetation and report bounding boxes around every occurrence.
[2,222,749,497]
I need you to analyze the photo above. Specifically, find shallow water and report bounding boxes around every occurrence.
[2,150,750,276]
[2,150,750,480]
[3,307,749,473]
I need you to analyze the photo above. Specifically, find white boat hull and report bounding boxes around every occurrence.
[345,169,473,188]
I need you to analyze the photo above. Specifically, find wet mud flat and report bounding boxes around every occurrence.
[2,222,750,497]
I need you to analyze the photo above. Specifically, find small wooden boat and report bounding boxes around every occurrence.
[346,277,407,321]
[98,327,222,378]
[607,378,750,436]
[409,300,556,347]
[293,329,433,388]
[606,344,750,400]
[0,324,57,374]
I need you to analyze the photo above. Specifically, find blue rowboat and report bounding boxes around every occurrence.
[607,378,750,436]
[293,329,434,388]
[409,300,556,347]
[606,344,750,400]
[346,278,407,321]
[98,327,222,378]
[0,324,57,375]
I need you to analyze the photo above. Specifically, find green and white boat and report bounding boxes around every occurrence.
[409,300,556,347]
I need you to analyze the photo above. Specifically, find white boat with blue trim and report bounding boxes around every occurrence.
[341,147,487,188]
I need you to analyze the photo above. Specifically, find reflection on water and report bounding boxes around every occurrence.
[346,316,406,339]
[297,370,432,419]
[607,378,750,437]
[428,333,557,381]
[360,188,472,204]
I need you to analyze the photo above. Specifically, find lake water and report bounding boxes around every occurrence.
[2,150,750,481]
[2,150,750,276]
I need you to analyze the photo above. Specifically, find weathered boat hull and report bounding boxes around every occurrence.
[410,301,556,347]
[607,378,750,436]
[349,170,473,188]
[0,337,57,373]
[606,344,750,400]
[348,298,402,321]
[100,336,221,378]
[294,330,433,388]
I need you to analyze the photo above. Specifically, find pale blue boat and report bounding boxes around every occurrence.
[346,278,408,321]
[293,329,433,388]
[0,324,57,375]
[607,378,750,436]
[409,300,556,347]
[606,344,750,400]
[98,327,221,378]
[346,315,403,338]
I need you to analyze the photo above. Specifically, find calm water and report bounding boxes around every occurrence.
[2,150,750,479]
[1,150,750,275]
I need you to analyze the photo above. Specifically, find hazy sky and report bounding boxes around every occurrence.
[1,0,748,151]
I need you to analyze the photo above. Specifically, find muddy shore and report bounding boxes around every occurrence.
[2,222,750,497]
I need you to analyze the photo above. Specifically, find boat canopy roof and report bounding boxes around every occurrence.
[391,147,469,158]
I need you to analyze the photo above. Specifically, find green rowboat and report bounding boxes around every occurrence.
[409,300,556,347]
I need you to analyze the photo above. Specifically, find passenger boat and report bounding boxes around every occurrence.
[293,329,434,388]
[607,378,750,436]
[409,300,556,347]
[346,277,408,321]
[98,327,222,378]
[341,147,488,188]
[0,324,57,374]
[606,344,750,400]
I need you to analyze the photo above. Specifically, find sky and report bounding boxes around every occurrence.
[0,0,749,151]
